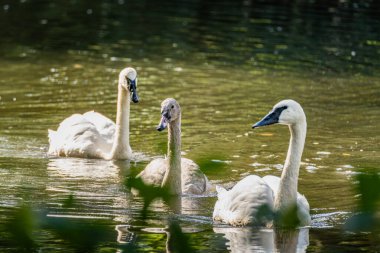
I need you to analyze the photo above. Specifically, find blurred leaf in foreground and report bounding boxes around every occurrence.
[43,216,111,252]
[126,177,195,252]
[62,193,75,208]
[344,171,380,232]
[166,218,194,253]
[274,204,301,229]
[4,204,37,251]
[234,203,301,228]
[126,177,172,219]
[255,203,274,225]
[356,172,380,213]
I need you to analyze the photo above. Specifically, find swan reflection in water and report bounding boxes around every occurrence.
[47,158,134,223]
[48,157,214,249]
[115,222,308,252]
[147,194,212,216]
[47,158,128,179]
[213,226,309,253]
[115,221,205,252]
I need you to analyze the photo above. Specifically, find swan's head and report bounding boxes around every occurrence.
[252,99,305,128]
[119,67,139,103]
[157,98,181,131]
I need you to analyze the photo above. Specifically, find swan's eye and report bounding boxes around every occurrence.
[171,105,174,109]
[126,78,136,92]
[276,106,288,111]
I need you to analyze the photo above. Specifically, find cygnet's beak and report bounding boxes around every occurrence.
[129,79,139,103]
[252,110,278,129]
[157,115,168,131]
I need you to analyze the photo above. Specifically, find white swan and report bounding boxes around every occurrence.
[48,67,139,160]
[137,98,211,195]
[213,99,311,226]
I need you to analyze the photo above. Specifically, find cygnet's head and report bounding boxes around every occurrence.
[252,99,306,128]
[119,67,139,103]
[157,98,181,131]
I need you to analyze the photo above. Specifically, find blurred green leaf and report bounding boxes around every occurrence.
[356,172,380,213]
[62,193,75,208]
[166,218,194,253]
[344,171,380,232]
[43,217,111,252]
[125,177,172,220]
[256,204,274,224]
[344,212,378,232]
[5,204,37,251]
[125,178,195,252]
[274,204,300,229]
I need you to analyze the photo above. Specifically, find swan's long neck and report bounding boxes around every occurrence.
[161,116,182,195]
[274,120,306,212]
[109,85,132,159]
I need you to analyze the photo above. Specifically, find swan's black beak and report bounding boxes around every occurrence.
[252,108,283,129]
[252,106,288,128]
[129,79,139,103]
[157,115,168,131]
[252,111,279,128]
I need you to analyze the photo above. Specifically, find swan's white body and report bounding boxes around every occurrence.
[213,175,274,226]
[48,67,139,160]
[138,157,211,195]
[137,98,211,195]
[263,175,311,224]
[48,111,116,158]
[213,100,311,227]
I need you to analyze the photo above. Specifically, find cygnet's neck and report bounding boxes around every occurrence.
[161,116,182,195]
[274,119,306,213]
[108,84,132,159]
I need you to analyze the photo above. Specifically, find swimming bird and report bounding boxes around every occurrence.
[48,67,139,160]
[137,98,211,195]
[213,99,311,226]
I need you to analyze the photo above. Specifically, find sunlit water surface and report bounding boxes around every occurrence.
[0,0,379,252]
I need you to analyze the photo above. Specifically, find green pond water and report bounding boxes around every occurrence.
[0,0,380,252]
